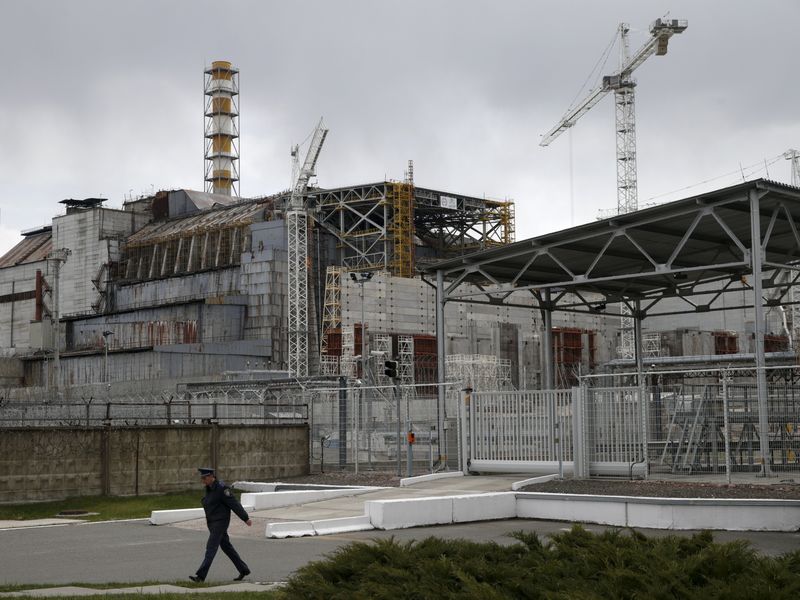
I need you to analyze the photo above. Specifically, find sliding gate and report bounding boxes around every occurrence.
[465,387,646,477]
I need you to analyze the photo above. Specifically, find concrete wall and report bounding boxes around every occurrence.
[339,273,617,389]
[115,268,241,311]
[64,302,245,352]
[22,341,276,388]
[241,220,287,366]
[0,424,308,503]
[53,207,148,318]
[0,260,47,354]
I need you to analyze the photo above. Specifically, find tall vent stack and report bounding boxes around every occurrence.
[204,61,240,196]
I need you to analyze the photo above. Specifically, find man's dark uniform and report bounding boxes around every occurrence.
[194,470,250,581]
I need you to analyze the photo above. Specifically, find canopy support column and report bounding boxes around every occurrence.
[749,189,772,476]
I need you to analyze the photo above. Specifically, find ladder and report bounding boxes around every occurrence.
[659,385,708,472]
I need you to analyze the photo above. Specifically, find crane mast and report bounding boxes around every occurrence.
[540,17,687,214]
[287,118,328,377]
[785,149,800,188]
[541,17,686,361]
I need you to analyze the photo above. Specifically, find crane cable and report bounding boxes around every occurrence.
[644,154,786,203]
[564,29,619,114]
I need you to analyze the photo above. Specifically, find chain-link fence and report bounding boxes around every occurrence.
[307,382,454,476]
[642,368,800,478]
[461,366,800,480]
[0,383,310,427]
[585,366,800,479]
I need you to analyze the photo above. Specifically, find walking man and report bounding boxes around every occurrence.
[190,467,252,582]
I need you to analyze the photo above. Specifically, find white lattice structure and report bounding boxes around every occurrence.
[340,325,356,378]
[618,304,635,360]
[643,332,662,358]
[286,119,328,378]
[372,334,391,357]
[319,355,340,376]
[320,266,342,357]
[397,335,415,385]
[397,335,415,408]
[445,354,514,392]
[287,210,309,377]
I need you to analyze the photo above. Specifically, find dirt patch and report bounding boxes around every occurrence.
[520,478,800,499]
[241,470,800,499]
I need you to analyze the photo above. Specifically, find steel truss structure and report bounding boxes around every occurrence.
[310,183,514,274]
[287,210,309,377]
[428,179,800,476]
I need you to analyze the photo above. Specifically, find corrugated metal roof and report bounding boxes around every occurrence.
[424,179,800,313]
[0,230,52,268]
[183,189,240,211]
[126,197,275,247]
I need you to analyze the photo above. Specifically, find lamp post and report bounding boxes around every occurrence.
[350,271,373,474]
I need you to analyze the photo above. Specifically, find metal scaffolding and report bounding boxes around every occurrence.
[311,183,515,275]
[320,265,342,357]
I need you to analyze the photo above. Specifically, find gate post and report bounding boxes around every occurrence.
[459,387,472,475]
[572,385,588,479]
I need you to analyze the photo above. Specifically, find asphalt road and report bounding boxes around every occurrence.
[1,519,798,585]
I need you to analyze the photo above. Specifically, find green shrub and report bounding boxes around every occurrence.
[279,526,800,599]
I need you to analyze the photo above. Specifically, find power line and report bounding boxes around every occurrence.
[644,154,785,203]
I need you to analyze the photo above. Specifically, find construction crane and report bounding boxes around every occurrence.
[540,17,688,215]
[785,149,800,187]
[287,118,328,377]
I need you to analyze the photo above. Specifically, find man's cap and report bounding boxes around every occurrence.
[198,467,215,477]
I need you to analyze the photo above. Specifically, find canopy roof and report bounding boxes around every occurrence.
[424,179,800,316]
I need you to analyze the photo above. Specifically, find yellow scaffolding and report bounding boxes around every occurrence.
[389,182,415,277]
[499,200,515,245]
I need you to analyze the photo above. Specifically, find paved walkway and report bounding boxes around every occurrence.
[2,474,798,597]
[0,583,279,597]
[170,474,523,539]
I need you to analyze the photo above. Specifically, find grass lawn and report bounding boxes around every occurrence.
[0,490,201,522]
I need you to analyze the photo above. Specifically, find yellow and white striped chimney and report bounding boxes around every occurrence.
[204,61,239,196]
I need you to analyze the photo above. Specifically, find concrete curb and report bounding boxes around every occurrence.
[235,481,373,492]
[515,492,800,532]
[149,504,254,525]
[400,471,464,487]
[366,493,516,529]
[266,520,316,538]
[267,491,800,537]
[311,515,373,536]
[242,487,384,510]
[511,473,560,491]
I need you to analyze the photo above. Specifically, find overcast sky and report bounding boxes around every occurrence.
[1,1,799,257]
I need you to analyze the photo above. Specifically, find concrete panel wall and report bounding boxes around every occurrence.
[0,260,47,354]
[115,268,241,311]
[0,424,308,503]
[53,208,146,318]
[65,303,245,352]
[339,273,617,388]
[24,342,275,388]
[241,222,286,366]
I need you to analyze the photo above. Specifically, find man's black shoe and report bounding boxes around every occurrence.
[189,575,204,583]
[233,569,251,581]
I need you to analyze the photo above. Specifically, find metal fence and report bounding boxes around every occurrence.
[468,390,573,473]
[0,400,308,427]
[647,377,800,477]
[307,382,456,476]
[464,366,800,480]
